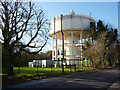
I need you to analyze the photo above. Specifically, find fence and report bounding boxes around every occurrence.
[54,59,92,68]
[15,59,94,75]
[26,59,93,74]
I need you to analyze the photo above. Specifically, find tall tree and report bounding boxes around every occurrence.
[97,20,106,32]
[90,21,96,41]
[84,31,106,68]
[83,20,118,68]
[0,1,49,75]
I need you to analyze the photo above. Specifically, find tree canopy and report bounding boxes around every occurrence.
[83,20,119,68]
[0,1,49,74]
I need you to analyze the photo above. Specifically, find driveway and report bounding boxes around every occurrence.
[3,68,120,89]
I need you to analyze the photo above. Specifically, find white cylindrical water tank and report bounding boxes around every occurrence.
[50,14,94,35]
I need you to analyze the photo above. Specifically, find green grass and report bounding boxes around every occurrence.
[13,67,74,75]
[13,66,94,76]
[2,66,94,86]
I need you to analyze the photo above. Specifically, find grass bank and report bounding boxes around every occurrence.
[2,66,94,86]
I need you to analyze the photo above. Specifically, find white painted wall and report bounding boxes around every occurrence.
[50,14,94,35]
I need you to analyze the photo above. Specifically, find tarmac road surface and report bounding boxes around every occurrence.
[3,68,120,89]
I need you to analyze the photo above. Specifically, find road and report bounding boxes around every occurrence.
[3,68,120,89]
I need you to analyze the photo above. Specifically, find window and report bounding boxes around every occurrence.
[54,50,55,56]
[61,49,66,55]
[61,50,63,55]
[64,49,66,56]
[58,49,60,55]
[61,58,66,60]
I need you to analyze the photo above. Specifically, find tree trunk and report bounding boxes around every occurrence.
[8,66,14,75]
[8,49,14,75]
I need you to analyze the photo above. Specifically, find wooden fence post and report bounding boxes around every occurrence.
[74,64,76,71]
[62,64,64,72]
[51,64,52,72]
[37,65,38,74]
[18,66,20,75]
[70,65,71,72]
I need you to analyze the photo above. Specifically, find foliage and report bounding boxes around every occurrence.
[0,1,49,75]
[90,21,96,40]
[20,50,52,66]
[83,20,118,68]
[2,46,11,74]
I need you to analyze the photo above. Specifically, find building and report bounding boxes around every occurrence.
[28,60,54,68]
[49,10,94,66]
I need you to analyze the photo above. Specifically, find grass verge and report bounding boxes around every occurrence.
[2,66,94,86]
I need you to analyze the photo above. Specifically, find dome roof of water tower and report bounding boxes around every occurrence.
[51,9,95,22]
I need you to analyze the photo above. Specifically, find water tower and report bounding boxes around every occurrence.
[49,10,94,66]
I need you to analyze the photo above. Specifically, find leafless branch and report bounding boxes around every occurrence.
[0,0,49,54]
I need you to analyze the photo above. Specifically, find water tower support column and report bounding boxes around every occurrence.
[80,32,83,68]
[88,33,90,43]
[54,17,58,60]
[61,14,64,72]
[52,38,55,60]
[55,34,58,60]
[71,32,74,64]
[88,32,90,66]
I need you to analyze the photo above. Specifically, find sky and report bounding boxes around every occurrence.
[36,2,118,28]
[118,1,120,41]
[34,2,118,52]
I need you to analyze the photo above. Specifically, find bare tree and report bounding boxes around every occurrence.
[0,1,49,74]
[83,21,118,68]
[84,32,107,68]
